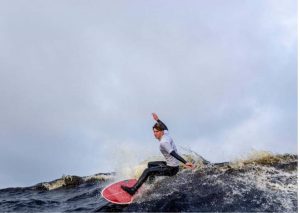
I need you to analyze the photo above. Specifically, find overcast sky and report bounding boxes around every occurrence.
[0,0,297,189]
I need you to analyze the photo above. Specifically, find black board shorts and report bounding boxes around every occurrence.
[147,161,179,176]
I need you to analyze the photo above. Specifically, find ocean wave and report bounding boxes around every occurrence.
[0,151,297,212]
[119,151,297,212]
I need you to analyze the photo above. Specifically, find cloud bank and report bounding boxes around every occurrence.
[0,0,297,188]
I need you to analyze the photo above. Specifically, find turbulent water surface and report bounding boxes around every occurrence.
[0,152,297,212]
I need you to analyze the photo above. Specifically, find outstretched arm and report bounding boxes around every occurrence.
[152,113,168,130]
[170,151,187,164]
[170,151,195,169]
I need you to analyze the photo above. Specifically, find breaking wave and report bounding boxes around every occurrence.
[0,151,297,212]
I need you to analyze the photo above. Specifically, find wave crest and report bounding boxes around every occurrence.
[33,173,113,191]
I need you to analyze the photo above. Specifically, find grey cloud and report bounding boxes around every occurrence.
[0,0,297,188]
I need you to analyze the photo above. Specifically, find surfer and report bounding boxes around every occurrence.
[121,113,194,195]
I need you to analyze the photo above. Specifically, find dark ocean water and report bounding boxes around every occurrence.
[0,152,297,212]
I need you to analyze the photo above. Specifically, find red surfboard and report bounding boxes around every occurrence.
[101,179,137,205]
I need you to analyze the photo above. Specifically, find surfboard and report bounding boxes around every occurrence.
[101,179,137,205]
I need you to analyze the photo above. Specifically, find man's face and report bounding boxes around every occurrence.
[153,128,164,140]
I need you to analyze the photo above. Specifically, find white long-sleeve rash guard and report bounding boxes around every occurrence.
[157,120,187,166]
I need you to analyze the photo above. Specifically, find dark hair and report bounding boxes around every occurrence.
[153,123,164,131]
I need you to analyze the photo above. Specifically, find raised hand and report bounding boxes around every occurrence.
[152,113,159,121]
